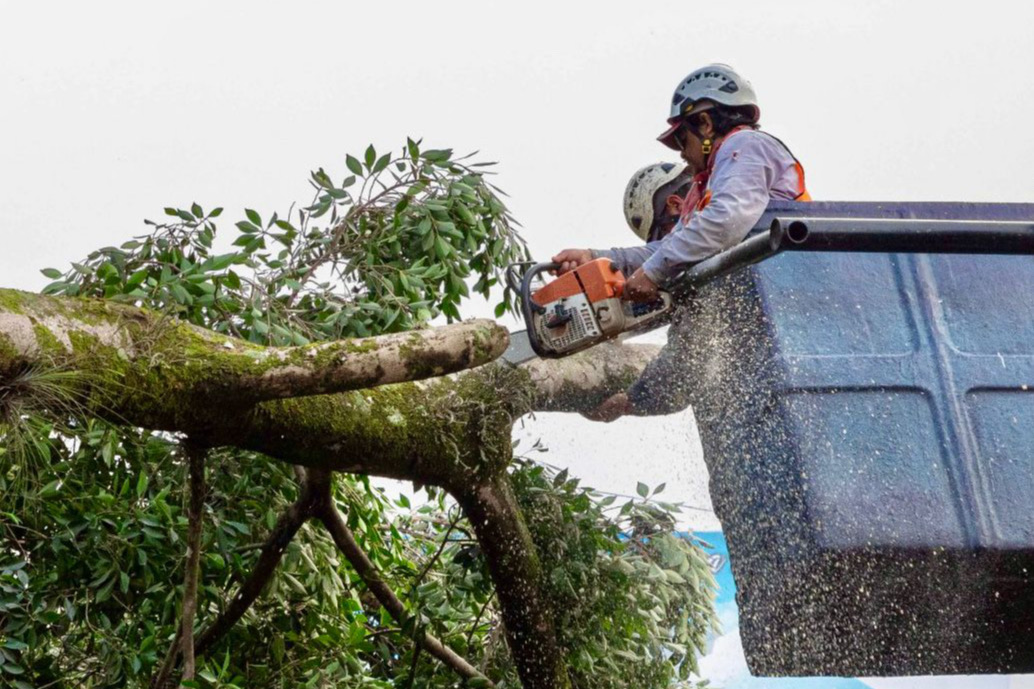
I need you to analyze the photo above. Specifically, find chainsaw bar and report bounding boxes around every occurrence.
[501,329,538,365]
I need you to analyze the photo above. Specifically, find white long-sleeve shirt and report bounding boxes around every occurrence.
[597,129,807,282]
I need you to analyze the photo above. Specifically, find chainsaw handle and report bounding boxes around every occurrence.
[518,262,563,358]
[520,262,560,316]
[505,261,536,295]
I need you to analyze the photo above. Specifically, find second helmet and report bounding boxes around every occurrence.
[623,162,690,241]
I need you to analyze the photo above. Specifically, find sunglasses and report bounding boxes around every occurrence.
[671,121,691,150]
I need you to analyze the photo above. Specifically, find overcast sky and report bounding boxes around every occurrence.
[4,0,1034,522]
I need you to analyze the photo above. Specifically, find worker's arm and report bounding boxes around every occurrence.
[640,137,776,284]
[585,136,786,421]
[591,240,663,276]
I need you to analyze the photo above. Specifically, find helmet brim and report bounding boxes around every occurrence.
[657,121,682,151]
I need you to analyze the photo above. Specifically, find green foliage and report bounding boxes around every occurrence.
[6,140,529,687]
[41,138,527,341]
[2,140,717,688]
[0,423,415,687]
[511,454,718,689]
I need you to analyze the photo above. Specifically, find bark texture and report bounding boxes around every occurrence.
[455,477,573,689]
[0,288,507,408]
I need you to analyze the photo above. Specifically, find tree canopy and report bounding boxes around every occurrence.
[0,140,716,689]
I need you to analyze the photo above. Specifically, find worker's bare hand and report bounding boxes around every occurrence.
[625,269,659,302]
[581,392,634,423]
[551,249,593,275]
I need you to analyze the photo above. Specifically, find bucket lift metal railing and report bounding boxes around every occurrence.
[669,215,1034,296]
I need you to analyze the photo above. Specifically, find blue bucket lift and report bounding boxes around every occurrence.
[671,202,1034,676]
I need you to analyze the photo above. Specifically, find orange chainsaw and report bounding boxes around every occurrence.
[500,214,1034,364]
[502,258,674,363]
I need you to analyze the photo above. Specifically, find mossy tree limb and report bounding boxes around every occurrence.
[0,288,508,408]
[523,340,660,413]
[1,288,661,689]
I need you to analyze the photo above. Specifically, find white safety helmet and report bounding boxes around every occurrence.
[623,162,690,241]
[658,63,760,150]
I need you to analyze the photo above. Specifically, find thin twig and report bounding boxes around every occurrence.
[405,644,422,689]
[312,475,492,686]
[411,508,462,591]
[194,467,317,657]
[466,595,495,653]
[151,625,183,689]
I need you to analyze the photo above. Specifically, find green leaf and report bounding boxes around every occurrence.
[364,144,376,169]
[653,482,666,495]
[39,479,62,498]
[245,208,262,226]
[235,220,260,234]
[191,202,204,218]
[553,468,569,487]
[636,482,649,498]
[421,148,452,163]
[40,267,63,279]
[136,471,148,497]
[346,154,363,176]
[373,153,391,173]
[126,269,149,288]
[312,167,334,189]
[170,283,191,304]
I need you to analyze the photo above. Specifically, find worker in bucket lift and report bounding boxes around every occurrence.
[623,162,695,244]
[555,63,811,422]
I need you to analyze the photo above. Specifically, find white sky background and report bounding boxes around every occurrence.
[3,1,1034,527]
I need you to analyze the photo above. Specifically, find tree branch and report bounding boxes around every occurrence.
[193,469,322,657]
[0,288,507,407]
[154,443,208,688]
[522,340,660,412]
[312,476,493,686]
[0,289,655,488]
[179,442,207,683]
[454,475,571,689]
